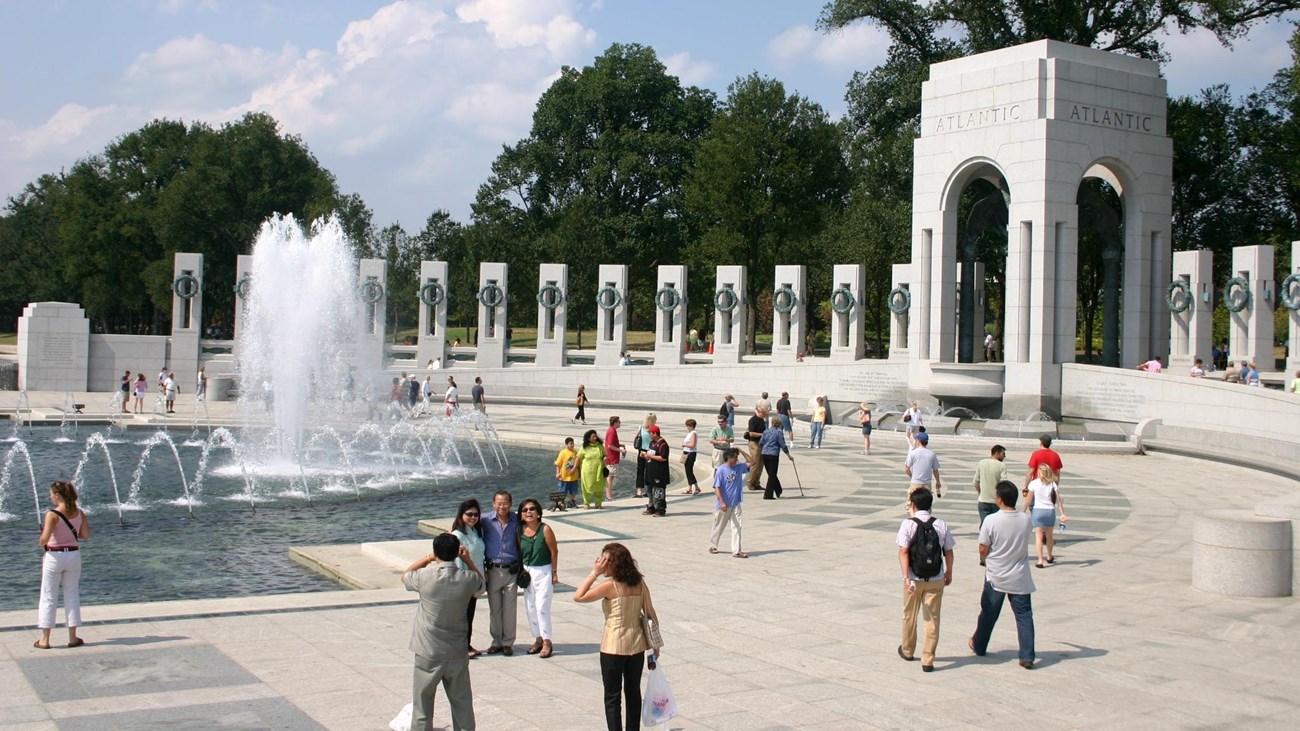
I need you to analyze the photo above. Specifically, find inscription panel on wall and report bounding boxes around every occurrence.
[1069,378,1147,420]
[38,335,76,365]
[835,369,908,400]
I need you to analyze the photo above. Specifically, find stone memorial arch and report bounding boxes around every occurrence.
[908,40,1173,416]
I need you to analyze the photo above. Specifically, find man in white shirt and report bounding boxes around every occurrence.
[895,487,955,672]
[904,432,942,498]
[970,481,1036,669]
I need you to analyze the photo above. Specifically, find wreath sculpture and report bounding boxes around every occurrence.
[234,274,252,301]
[714,287,739,313]
[596,285,623,311]
[1165,280,1192,314]
[536,284,564,310]
[1222,276,1251,313]
[887,286,912,315]
[477,283,504,308]
[359,280,385,304]
[418,281,445,307]
[173,274,200,300]
[772,286,797,314]
[655,286,682,312]
[1281,273,1300,311]
[830,286,855,314]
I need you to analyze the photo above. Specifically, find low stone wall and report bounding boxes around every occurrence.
[87,335,169,392]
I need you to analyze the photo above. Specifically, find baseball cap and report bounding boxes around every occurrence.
[915,432,929,444]
[648,425,661,435]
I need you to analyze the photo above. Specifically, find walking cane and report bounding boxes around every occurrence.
[790,455,805,497]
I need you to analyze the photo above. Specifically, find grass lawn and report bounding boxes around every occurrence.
[0,333,15,345]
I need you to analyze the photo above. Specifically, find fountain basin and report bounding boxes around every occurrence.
[929,362,1006,402]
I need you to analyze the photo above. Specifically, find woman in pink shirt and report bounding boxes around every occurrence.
[35,481,90,649]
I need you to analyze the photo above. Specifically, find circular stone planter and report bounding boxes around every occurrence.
[1192,510,1292,597]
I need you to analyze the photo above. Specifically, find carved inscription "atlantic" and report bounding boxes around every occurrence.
[1069,104,1153,132]
[934,104,1022,133]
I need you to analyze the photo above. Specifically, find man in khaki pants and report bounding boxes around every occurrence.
[895,487,955,673]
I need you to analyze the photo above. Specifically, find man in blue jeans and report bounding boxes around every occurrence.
[970,480,1036,668]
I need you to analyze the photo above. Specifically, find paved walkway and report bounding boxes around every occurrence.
[2,399,1299,729]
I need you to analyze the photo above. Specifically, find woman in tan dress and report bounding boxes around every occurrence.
[574,542,659,731]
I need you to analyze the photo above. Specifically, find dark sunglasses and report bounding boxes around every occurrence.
[521,507,539,513]
[463,511,480,517]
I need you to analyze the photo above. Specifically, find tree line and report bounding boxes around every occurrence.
[3,1,1299,351]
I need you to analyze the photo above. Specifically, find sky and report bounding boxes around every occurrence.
[1,0,1296,232]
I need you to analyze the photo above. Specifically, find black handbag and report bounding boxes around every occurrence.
[516,566,531,589]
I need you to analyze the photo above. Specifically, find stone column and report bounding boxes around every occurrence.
[1287,241,1300,374]
[169,253,204,388]
[653,265,687,366]
[232,254,253,363]
[595,264,628,366]
[416,261,449,368]
[358,258,388,370]
[1169,249,1212,371]
[888,264,911,361]
[712,265,747,364]
[1227,245,1274,370]
[535,263,568,368]
[17,303,89,391]
[772,265,805,363]
[476,262,508,369]
[970,261,986,363]
[829,264,865,361]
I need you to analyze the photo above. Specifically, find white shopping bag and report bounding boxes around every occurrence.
[389,702,413,731]
[641,660,679,727]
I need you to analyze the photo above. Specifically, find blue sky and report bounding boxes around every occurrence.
[1,1,1294,232]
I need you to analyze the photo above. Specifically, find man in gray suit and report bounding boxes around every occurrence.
[402,532,485,730]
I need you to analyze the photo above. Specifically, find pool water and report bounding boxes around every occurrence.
[0,428,556,611]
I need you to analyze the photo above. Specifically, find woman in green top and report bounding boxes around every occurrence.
[518,498,559,658]
[574,429,606,509]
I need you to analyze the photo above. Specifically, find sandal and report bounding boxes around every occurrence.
[1046,556,1056,564]
[526,638,544,655]
[733,552,749,559]
[539,640,553,659]
[33,640,50,650]
[708,547,719,554]
[681,488,693,495]
[1035,563,1046,569]
[68,638,84,648]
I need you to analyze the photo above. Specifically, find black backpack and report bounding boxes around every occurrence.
[908,517,944,580]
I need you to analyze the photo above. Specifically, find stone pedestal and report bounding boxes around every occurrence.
[17,302,90,392]
[889,264,911,361]
[358,258,388,370]
[233,255,253,363]
[712,265,747,364]
[1227,245,1274,370]
[1192,510,1292,597]
[169,253,204,389]
[772,265,805,364]
[595,265,628,366]
[653,265,687,366]
[416,261,449,369]
[829,264,864,361]
[476,263,508,368]
[1169,249,1212,371]
[1287,241,1300,374]
[535,263,568,368]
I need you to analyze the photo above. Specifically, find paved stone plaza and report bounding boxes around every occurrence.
[1,397,1299,729]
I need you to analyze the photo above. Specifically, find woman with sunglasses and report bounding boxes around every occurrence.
[518,498,559,658]
[450,499,486,658]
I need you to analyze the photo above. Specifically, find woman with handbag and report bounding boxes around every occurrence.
[903,401,924,448]
[572,385,589,424]
[518,498,559,658]
[35,480,90,649]
[574,543,660,731]
[450,499,486,658]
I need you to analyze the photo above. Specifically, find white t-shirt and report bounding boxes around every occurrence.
[681,429,698,454]
[905,447,941,484]
[1189,365,1204,377]
[903,407,923,431]
[445,385,458,403]
[979,510,1036,594]
[1027,478,1058,510]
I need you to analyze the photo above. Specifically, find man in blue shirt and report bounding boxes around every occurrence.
[481,490,520,655]
[709,448,751,558]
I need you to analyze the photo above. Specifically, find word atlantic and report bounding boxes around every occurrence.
[934,104,1022,133]
[1069,105,1153,132]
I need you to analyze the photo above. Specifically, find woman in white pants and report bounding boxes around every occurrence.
[518,498,559,658]
[35,480,90,649]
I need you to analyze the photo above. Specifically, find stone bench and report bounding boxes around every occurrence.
[1192,509,1293,597]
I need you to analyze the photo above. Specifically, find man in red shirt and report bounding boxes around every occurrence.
[603,416,626,501]
[1025,434,1062,487]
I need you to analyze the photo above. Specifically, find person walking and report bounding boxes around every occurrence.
[471,377,486,413]
[555,437,581,509]
[450,499,486,658]
[709,414,735,469]
[744,404,768,490]
[481,490,520,655]
[895,487,955,672]
[572,385,589,424]
[518,498,558,658]
[1024,464,1067,568]
[759,416,793,500]
[808,397,827,449]
[422,375,434,407]
[679,419,700,494]
[444,377,460,415]
[119,370,131,413]
[970,481,1037,669]
[574,543,660,731]
[35,481,89,650]
[641,426,670,516]
[1025,434,1063,487]
[603,416,626,501]
[902,401,924,448]
[904,432,942,498]
[972,445,1008,526]
[133,373,147,414]
[858,402,874,454]
[401,532,484,730]
[195,366,207,402]
[709,448,749,558]
[776,391,794,446]
[574,430,606,509]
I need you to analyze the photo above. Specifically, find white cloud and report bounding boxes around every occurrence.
[8,103,128,159]
[768,23,889,72]
[1161,22,1294,97]
[337,0,446,71]
[126,34,300,107]
[662,52,717,87]
[455,0,595,56]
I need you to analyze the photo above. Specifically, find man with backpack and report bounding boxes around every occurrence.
[895,486,955,673]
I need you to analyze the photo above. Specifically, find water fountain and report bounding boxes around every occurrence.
[0,440,40,526]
